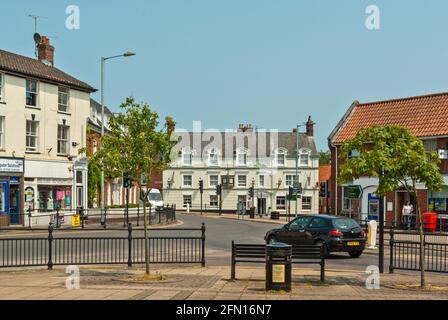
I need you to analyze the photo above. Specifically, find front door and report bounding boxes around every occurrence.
[0,181,9,218]
[9,185,19,224]
[257,198,266,215]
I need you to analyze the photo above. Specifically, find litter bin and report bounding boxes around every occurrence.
[423,212,438,232]
[270,211,280,220]
[266,242,292,292]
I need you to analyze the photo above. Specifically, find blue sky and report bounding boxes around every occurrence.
[3,1,448,150]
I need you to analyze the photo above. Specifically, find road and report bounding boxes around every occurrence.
[175,213,381,271]
[0,213,382,272]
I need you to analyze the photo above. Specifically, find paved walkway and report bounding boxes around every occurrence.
[0,265,447,300]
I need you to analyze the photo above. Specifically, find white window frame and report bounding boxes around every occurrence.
[302,196,312,211]
[209,174,219,187]
[0,116,5,149]
[276,196,286,210]
[275,149,287,166]
[57,125,70,155]
[285,175,298,187]
[236,148,248,166]
[26,79,38,107]
[58,87,70,113]
[26,120,39,152]
[181,148,193,166]
[299,149,311,167]
[182,174,193,187]
[237,175,247,187]
[208,148,220,166]
[258,175,265,188]
[183,195,192,208]
[209,195,218,207]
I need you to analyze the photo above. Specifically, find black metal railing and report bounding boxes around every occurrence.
[5,205,177,229]
[0,223,205,268]
[389,227,448,274]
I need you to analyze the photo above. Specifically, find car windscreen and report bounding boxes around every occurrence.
[148,192,162,201]
[333,218,360,230]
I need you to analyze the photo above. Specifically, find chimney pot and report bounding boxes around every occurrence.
[37,36,55,67]
[306,116,315,137]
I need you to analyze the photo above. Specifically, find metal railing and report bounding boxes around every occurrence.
[0,223,206,268]
[389,227,448,274]
[6,205,177,229]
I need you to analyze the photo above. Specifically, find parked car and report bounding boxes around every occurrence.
[264,214,367,258]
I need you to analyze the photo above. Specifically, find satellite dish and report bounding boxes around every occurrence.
[33,33,41,45]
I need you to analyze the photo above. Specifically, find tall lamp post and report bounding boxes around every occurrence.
[100,51,136,224]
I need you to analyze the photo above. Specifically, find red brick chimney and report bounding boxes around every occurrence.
[37,36,54,66]
[306,116,315,136]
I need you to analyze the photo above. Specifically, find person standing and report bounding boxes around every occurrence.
[402,201,414,230]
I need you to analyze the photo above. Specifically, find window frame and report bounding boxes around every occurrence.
[209,174,219,187]
[182,174,193,187]
[208,148,220,166]
[25,79,38,107]
[302,196,312,211]
[276,196,286,210]
[299,149,311,167]
[0,73,4,102]
[183,195,192,208]
[258,175,265,188]
[182,148,193,166]
[237,175,247,187]
[58,87,70,113]
[0,116,5,149]
[275,149,287,166]
[285,175,298,187]
[236,149,248,166]
[57,124,70,155]
[26,120,39,152]
[209,195,218,207]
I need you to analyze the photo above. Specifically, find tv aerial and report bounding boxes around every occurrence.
[28,14,47,56]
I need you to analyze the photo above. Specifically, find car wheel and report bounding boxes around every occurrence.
[267,236,277,244]
[349,251,363,258]
[316,241,329,258]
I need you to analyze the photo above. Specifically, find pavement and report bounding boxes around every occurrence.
[0,264,447,300]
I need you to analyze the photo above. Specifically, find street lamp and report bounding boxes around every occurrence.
[100,51,136,224]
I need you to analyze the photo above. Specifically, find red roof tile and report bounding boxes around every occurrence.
[332,92,448,144]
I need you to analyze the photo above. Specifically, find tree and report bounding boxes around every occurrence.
[319,150,331,165]
[87,161,101,208]
[91,97,177,275]
[338,125,442,288]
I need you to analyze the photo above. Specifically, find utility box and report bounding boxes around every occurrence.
[265,242,292,292]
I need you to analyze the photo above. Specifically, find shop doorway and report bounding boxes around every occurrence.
[0,180,8,215]
[397,190,416,223]
[9,185,20,224]
[257,198,266,215]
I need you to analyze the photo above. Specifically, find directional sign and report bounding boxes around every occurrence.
[347,185,363,199]
[72,215,81,227]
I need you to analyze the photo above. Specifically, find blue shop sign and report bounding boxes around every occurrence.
[9,177,20,185]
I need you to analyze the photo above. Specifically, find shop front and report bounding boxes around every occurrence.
[0,157,24,226]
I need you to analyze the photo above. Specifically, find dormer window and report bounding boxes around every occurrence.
[236,148,248,166]
[275,148,287,166]
[299,149,311,167]
[181,148,193,165]
[207,148,220,166]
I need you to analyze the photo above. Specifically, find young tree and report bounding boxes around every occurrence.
[338,125,442,288]
[91,97,177,275]
[319,150,331,165]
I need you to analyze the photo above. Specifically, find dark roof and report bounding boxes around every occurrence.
[174,131,318,157]
[0,49,96,93]
[330,92,448,144]
[90,98,113,115]
[88,99,113,133]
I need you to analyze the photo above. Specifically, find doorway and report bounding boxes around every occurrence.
[257,198,266,215]
[9,184,20,224]
[396,190,415,223]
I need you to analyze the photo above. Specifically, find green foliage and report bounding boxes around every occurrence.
[319,150,331,165]
[338,125,442,197]
[87,161,101,207]
[91,96,177,193]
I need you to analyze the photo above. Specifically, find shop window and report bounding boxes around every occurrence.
[38,186,72,212]
[0,183,6,213]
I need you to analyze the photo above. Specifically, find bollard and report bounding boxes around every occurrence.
[367,220,378,249]
[186,203,190,213]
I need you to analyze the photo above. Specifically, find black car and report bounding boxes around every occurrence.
[264,214,367,258]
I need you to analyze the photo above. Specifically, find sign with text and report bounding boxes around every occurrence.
[72,215,81,227]
[0,158,24,173]
[347,185,363,199]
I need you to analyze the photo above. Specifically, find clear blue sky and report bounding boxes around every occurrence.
[3,1,448,150]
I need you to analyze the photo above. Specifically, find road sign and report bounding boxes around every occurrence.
[72,215,81,227]
[347,185,363,199]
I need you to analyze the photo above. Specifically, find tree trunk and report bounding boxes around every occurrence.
[412,180,425,289]
[143,198,150,275]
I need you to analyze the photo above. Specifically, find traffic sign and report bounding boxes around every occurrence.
[72,215,81,227]
[347,185,363,199]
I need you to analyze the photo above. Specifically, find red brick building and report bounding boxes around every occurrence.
[328,92,448,223]
[319,164,331,214]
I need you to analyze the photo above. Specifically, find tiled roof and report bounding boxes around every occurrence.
[332,92,448,144]
[0,49,96,93]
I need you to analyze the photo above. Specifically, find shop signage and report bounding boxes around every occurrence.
[0,158,24,173]
[10,177,20,185]
[72,215,81,227]
[25,187,34,202]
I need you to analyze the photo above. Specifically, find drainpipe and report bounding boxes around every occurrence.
[331,143,338,216]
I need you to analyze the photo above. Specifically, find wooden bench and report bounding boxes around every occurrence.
[231,241,325,282]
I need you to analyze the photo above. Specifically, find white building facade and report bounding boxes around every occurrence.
[163,120,320,215]
[0,38,95,226]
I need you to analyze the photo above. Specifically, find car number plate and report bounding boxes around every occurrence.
[348,241,360,246]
